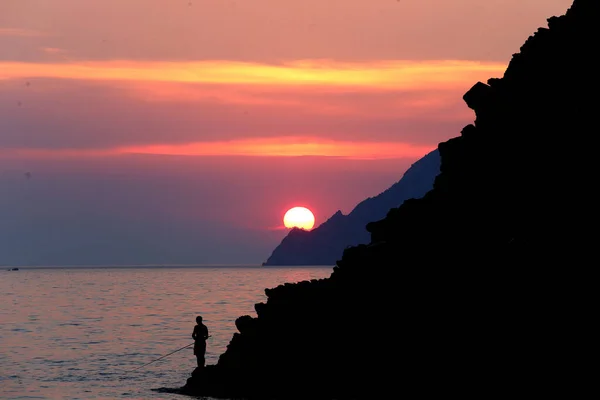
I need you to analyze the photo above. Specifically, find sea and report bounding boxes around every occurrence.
[0,265,334,400]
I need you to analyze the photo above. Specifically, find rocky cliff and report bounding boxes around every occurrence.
[263,149,440,266]
[174,1,595,398]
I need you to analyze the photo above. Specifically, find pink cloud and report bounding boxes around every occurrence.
[0,28,50,37]
[0,74,476,151]
[40,47,67,54]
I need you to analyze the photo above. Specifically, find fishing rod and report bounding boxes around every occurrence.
[125,336,211,373]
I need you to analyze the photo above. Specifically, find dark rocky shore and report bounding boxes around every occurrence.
[170,1,596,398]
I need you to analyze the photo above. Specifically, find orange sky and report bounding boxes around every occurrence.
[0,0,574,265]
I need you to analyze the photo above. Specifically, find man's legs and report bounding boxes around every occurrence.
[195,342,206,367]
[196,355,205,368]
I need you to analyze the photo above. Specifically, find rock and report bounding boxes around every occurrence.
[462,81,492,111]
[179,1,596,398]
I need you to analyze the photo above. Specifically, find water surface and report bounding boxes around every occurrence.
[0,266,333,399]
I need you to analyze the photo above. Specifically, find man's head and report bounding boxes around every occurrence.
[196,316,202,324]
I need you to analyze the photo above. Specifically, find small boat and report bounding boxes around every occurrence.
[7,268,19,271]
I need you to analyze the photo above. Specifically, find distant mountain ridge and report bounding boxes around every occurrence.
[263,149,441,265]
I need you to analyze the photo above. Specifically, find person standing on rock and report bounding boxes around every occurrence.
[192,315,209,367]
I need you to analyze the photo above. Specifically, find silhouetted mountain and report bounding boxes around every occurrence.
[263,149,440,265]
[170,2,595,398]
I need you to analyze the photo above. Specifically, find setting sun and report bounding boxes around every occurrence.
[283,207,315,230]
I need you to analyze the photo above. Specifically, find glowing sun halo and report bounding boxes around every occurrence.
[283,207,315,230]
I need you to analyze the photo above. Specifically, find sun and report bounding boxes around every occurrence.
[283,207,315,230]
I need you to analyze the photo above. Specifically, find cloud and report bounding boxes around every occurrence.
[0,137,435,160]
[122,82,474,120]
[0,28,50,37]
[0,64,485,151]
[117,137,435,159]
[265,225,289,231]
[0,59,506,89]
[40,47,67,54]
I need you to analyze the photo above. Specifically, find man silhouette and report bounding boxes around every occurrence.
[192,316,209,367]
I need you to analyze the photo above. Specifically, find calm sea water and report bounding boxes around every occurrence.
[0,266,333,400]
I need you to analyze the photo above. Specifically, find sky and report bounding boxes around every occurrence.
[0,0,573,265]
